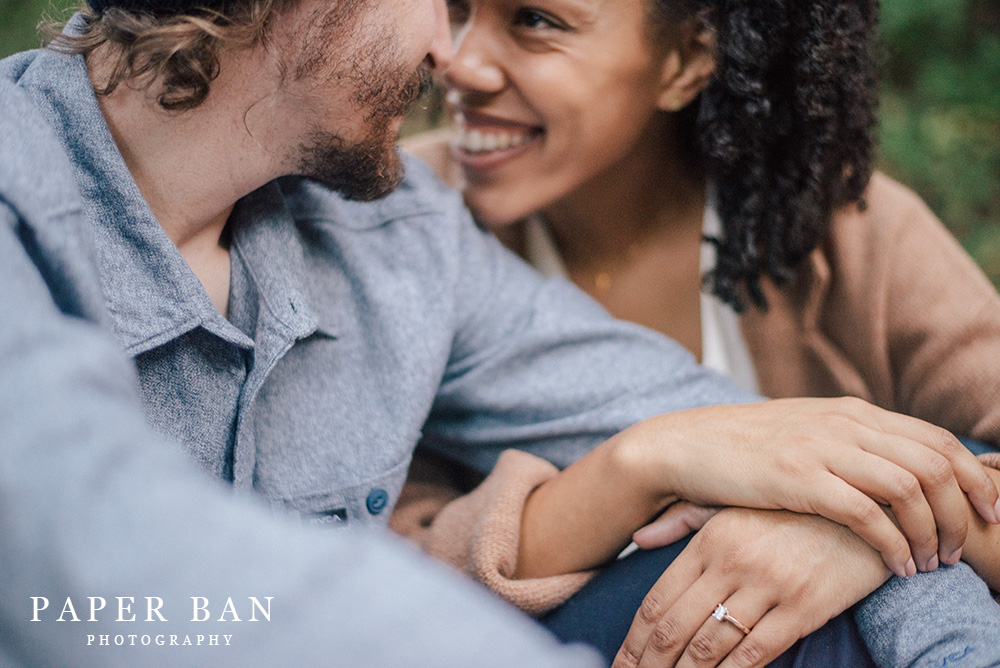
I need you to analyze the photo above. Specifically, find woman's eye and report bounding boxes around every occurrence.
[512,8,564,30]
[446,0,471,25]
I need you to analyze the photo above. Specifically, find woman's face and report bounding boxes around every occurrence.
[442,0,676,226]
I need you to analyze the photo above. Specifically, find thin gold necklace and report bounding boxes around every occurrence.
[582,244,642,296]
[554,225,646,297]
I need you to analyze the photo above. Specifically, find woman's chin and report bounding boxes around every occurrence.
[463,190,535,230]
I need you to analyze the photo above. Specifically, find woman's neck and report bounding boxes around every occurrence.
[528,115,709,358]
[540,117,706,280]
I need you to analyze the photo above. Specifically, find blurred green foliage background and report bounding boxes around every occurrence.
[2,0,998,284]
[0,0,77,55]
[879,0,1000,284]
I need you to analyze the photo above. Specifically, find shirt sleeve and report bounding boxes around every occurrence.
[387,159,754,612]
[419,179,760,473]
[856,562,1000,668]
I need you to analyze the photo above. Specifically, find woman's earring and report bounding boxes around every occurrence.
[661,94,683,112]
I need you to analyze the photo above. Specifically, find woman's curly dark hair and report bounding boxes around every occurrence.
[654,0,880,311]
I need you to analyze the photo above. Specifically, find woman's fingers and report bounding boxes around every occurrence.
[808,402,974,563]
[746,400,989,573]
[806,476,915,577]
[860,402,1000,528]
[855,434,970,566]
[649,398,999,563]
[935,445,1000,530]
[674,594,770,668]
[633,502,720,550]
[617,509,891,668]
[824,447,946,572]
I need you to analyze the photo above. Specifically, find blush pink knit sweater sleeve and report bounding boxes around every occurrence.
[390,449,597,616]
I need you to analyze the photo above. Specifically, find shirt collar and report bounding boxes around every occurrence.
[16,39,323,355]
[228,184,324,343]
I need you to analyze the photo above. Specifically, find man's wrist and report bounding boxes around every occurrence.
[963,464,1000,590]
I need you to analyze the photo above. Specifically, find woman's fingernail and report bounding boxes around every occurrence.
[904,558,917,577]
[944,548,962,565]
[993,499,1000,524]
[924,554,939,571]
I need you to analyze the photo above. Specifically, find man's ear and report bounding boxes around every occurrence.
[656,19,716,112]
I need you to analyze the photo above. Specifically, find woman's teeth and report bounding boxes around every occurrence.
[454,127,533,153]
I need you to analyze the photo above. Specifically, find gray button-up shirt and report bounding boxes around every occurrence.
[3,45,757,531]
[0,43,755,668]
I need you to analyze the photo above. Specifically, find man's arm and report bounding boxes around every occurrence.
[412,179,998,581]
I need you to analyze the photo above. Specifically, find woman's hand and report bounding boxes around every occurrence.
[618,397,1000,578]
[613,508,889,668]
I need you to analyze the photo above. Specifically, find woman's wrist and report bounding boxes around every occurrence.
[515,429,679,579]
[606,417,684,508]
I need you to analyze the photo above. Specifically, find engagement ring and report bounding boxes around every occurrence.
[712,603,752,635]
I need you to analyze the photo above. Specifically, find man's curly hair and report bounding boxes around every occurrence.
[45,0,293,111]
[655,0,880,311]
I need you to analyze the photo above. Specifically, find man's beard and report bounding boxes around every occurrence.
[297,65,433,202]
[298,126,403,202]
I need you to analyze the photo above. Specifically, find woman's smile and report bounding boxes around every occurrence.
[450,108,544,172]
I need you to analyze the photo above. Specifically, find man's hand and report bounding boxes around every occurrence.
[633,502,720,549]
[620,397,1000,578]
[613,508,889,668]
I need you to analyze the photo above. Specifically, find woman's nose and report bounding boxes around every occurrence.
[442,18,505,94]
[426,0,454,71]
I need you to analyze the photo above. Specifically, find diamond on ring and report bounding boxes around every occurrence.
[711,603,752,635]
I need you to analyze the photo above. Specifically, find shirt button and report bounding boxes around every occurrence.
[366,488,389,515]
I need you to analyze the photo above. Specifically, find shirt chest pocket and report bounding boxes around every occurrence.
[280,454,413,529]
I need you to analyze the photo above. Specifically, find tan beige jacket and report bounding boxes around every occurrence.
[389,132,1000,614]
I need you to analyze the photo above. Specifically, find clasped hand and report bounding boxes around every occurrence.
[618,397,1000,579]
[614,508,889,668]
